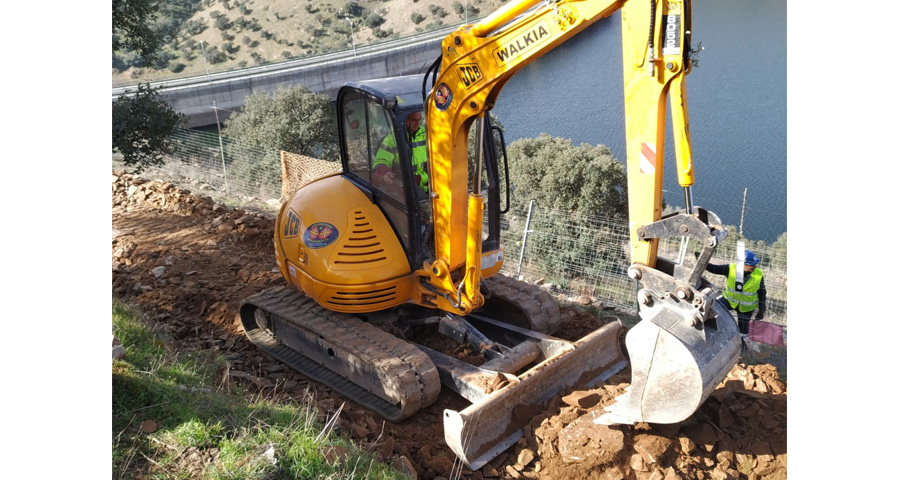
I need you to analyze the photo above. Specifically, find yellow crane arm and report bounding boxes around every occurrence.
[422,0,697,313]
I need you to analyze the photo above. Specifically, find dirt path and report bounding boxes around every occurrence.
[112,171,786,480]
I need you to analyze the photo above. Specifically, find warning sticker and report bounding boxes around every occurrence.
[661,14,682,56]
[640,143,656,174]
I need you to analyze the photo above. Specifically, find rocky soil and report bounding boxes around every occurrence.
[112,171,787,480]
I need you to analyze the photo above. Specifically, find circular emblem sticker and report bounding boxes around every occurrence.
[303,222,339,249]
[434,83,453,111]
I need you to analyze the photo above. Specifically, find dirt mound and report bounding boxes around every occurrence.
[112,171,787,479]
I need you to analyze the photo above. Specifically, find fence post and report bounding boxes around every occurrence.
[214,100,229,194]
[516,200,535,280]
[740,187,747,236]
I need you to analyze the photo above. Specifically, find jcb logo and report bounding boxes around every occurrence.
[284,208,301,238]
[457,64,483,89]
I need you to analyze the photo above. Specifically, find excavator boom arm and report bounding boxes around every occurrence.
[423,0,698,310]
[424,0,740,427]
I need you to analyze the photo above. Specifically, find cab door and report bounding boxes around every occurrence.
[338,91,418,267]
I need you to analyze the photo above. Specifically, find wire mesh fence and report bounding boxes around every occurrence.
[498,202,787,328]
[114,127,787,331]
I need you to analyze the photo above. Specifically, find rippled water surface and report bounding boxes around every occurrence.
[492,0,787,242]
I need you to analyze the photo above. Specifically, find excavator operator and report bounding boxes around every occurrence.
[373,111,429,193]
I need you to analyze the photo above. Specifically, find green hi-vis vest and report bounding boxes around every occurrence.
[373,126,429,191]
[723,264,763,313]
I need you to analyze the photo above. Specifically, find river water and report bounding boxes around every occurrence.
[491,0,787,243]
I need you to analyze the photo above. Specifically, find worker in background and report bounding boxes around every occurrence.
[706,250,767,351]
[373,111,429,193]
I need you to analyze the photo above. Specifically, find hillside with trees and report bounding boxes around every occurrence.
[113,0,511,85]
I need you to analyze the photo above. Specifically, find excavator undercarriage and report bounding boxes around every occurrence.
[241,274,627,469]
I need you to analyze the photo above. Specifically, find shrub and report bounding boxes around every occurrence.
[342,1,363,16]
[507,134,627,219]
[214,16,231,30]
[411,12,425,24]
[281,50,292,58]
[183,19,208,35]
[223,85,339,162]
[169,62,186,73]
[152,50,176,70]
[365,13,385,28]
[206,45,228,63]
[429,5,448,17]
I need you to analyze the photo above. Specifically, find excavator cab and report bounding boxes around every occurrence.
[336,76,506,275]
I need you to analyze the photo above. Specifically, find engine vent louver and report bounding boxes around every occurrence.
[327,285,399,307]
[330,211,390,268]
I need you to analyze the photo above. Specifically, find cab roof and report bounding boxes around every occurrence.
[341,74,426,109]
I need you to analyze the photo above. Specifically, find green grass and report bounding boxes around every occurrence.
[112,298,407,480]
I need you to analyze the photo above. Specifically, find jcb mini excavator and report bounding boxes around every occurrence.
[241,0,740,469]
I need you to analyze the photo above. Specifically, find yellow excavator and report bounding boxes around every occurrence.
[240,0,740,469]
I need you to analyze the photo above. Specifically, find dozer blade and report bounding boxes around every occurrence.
[595,299,740,425]
[439,319,626,470]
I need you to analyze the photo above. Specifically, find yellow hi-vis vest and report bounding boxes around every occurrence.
[372,126,429,191]
[723,264,763,313]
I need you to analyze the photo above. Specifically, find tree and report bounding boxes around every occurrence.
[504,134,629,283]
[506,134,627,218]
[113,0,164,64]
[365,13,386,28]
[112,84,186,173]
[223,85,338,161]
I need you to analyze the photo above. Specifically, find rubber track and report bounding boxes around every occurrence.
[240,286,441,422]
[482,274,561,335]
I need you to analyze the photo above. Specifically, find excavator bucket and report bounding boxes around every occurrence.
[422,316,627,470]
[596,299,741,425]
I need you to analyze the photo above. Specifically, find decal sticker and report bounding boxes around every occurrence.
[639,143,656,175]
[661,14,682,55]
[481,251,504,270]
[456,63,484,89]
[492,21,552,68]
[435,83,453,111]
[283,208,302,239]
[288,264,297,278]
[303,222,339,249]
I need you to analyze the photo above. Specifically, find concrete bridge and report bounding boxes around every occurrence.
[112,26,458,128]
